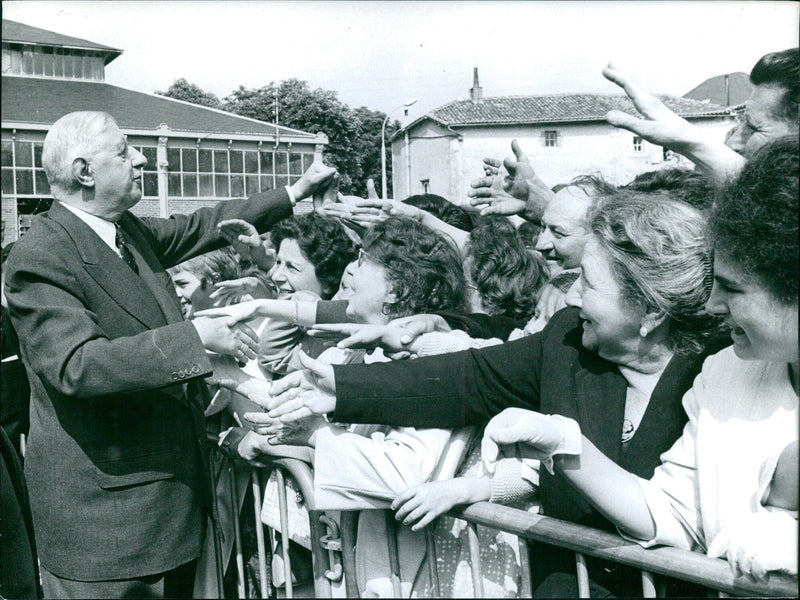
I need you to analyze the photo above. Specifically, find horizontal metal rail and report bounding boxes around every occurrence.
[450,502,798,598]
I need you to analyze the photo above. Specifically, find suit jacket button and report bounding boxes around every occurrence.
[178,369,186,379]
[171,372,179,381]
[191,365,201,374]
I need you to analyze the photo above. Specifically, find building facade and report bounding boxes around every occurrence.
[1,20,325,244]
[391,71,736,204]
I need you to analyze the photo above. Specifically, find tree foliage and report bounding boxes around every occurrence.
[156,78,400,196]
[155,78,222,109]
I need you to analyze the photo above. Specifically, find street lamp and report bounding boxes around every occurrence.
[381,98,417,200]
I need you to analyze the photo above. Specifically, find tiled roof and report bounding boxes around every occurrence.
[683,72,753,107]
[1,76,319,139]
[426,93,732,127]
[2,20,122,60]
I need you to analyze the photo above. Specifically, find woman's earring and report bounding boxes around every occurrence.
[639,326,648,338]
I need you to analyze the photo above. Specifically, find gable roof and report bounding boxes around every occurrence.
[2,20,122,63]
[1,76,321,140]
[683,72,753,107]
[427,93,732,127]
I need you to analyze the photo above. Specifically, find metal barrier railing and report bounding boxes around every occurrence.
[209,444,798,599]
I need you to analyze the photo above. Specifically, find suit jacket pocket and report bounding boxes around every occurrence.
[95,449,179,490]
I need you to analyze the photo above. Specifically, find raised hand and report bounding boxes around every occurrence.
[313,172,339,212]
[217,218,261,262]
[481,408,567,475]
[218,375,274,409]
[387,313,452,340]
[209,277,269,304]
[191,316,259,361]
[289,160,337,202]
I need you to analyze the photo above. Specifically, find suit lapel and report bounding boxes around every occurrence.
[49,203,167,329]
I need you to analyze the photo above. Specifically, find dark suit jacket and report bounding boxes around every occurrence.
[5,189,292,581]
[333,307,729,525]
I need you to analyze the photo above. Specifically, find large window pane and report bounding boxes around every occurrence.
[43,48,54,76]
[275,175,289,189]
[213,150,228,173]
[260,175,274,191]
[1,141,13,167]
[244,151,258,174]
[259,151,274,174]
[22,49,33,74]
[230,175,244,197]
[167,148,181,171]
[52,51,63,77]
[229,151,243,173]
[199,174,213,196]
[214,175,229,197]
[33,49,44,75]
[199,150,213,172]
[35,171,50,194]
[143,173,158,197]
[1,168,13,194]
[14,142,32,167]
[141,147,157,170]
[289,153,302,174]
[275,152,288,175]
[15,169,34,194]
[245,175,259,196]
[182,148,197,172]
[302,153,314,171]
[10,48,22,74]
[168,173,182,197]
[183,174,197,196]
[33,143,43,168]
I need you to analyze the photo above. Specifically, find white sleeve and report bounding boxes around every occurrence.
[414,330,503,356]
[313,425,452,510]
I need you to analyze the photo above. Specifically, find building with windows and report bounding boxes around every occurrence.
[1,20,326,244]
[390,69,735,204]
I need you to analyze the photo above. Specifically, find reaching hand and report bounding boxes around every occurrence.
[242,411,326,447]
[290,160,337,201]
[387,314,451,339]
[208,277,267,304]
[217,219,261,262]
[310,323,414,357]
[481,408,565,475]
[192,317,259,362]
[218,376,274,410]
[602,62,705,152]
[391,477,490,531]
[708,511,799,580]
[266,351,337,421]
[195,299,264,324]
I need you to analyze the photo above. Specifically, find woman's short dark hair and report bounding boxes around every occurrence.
[589,190,719,355]
[403,193,474,232]
[750,48,799,124]
[709,136,798,305]
[361,216,465,319]
[270,213,357,300]
[466,217,548,320]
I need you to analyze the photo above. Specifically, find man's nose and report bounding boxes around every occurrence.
[535,228,554,251]
[130,146,147,168]
[724,123,748,155]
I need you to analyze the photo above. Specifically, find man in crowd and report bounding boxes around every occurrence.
[4,110,333,599]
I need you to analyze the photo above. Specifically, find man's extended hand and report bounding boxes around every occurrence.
[217,218,261,263]
[289,160,337,202]
[192,317,258,362]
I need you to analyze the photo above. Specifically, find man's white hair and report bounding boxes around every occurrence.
[41,111,117,196]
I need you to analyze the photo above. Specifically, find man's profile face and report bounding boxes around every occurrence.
[85,123,147,213]
[724,84,798,159]
[534,186,592,270]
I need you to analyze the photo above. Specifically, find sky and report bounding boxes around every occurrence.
[4,1,799,122]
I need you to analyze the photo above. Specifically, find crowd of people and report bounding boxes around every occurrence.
[1,48,797,599]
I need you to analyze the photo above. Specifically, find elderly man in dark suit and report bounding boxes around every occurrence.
[4,110,334,599]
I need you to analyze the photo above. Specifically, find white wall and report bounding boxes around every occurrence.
[392,117,734,204]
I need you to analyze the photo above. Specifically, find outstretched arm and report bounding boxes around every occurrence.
[602,63,745,182]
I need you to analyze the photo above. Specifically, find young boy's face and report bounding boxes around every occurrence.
[170,270,214,318]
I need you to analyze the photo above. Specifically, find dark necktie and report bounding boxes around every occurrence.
[115,224,139,274]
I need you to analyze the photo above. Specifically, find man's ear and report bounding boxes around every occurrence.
[71,158,94,188]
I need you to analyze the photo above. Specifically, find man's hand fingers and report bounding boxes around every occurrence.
[510,139,528,162]
[269,370,305,396]
[470,176,495,190]
[391,487,417,511]
[366,178,380,199]
[605,110,649,135]
[267,396,305,418]
[482,157,502,169]
[243,411,274,425]
[298,351,332,385]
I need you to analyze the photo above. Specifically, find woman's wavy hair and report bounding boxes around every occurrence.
[360,217,465,319]
[588,190,720,355]
[466,217,549,320]
[270,213,357,300]
[709,136,798,305]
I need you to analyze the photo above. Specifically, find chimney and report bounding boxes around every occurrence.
[470,67,483,102]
